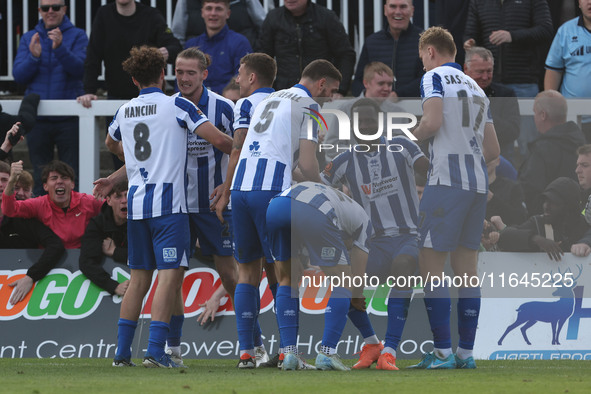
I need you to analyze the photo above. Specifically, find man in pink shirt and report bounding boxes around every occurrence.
[2,160,102,248]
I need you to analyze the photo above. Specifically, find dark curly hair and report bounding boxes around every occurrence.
[122,46,166,87]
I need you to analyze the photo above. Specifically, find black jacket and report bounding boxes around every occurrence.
[485,82,520,147]
[256,2,356,95]
[499,177,591,252]
[79,202,127,295]
[84,3,182,98]
[518,121,585,215]
[463,0,553,84]
[487,175,527,225]
[0,217,65,282]
[352,23,424,97]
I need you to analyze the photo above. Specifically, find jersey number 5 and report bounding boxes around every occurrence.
[254,100,280,133]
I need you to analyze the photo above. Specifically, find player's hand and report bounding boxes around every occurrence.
[76,94,98,108]
[8,275,34,305]
[211,189,230,224]
[29,33,42,57]
[532,235,563,261]
[489,30,512,46]
[197,298,221,325]
[114,280,129,296]
[571,243,591,257]
[463,38,476,50]
[350,297,367,312]
[48,27,63,49]
[93,177,113,199]
[2,123,23,152]
[10,160,24,183]
[102,237,116,257]
[158,47,169,61]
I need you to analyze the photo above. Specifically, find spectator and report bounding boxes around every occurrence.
[463,0,554,156]
[323,62,405,162]
[13,0,87,197]
[257,0,355,95]
[352,0,423,98]
[486,157,527,226]
[497,177,591,260]
[575,144,591,224]
[464,47,520,163]
[545,0,591,143]
[0,161,65,305]
[435,0,471,65]
[1,160,102,249]
[172,0,266,48]
[518,90,585,216]
[79,180,129,297]
[222,77,241,103]
[184,0,252,94]
[78,0,182,106]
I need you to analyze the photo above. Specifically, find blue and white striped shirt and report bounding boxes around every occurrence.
[322,137,423,236]
[109,87,208,220]
[175,89,234,213]
[231,84,319,192]
[420,63,492,194]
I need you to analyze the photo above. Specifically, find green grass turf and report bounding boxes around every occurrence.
[1,358,590,394]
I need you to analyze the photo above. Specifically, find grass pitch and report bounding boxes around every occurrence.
[1,358,590,394]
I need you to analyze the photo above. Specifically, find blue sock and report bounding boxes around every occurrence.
[253,287,263,347]
[234,283,258,351]
[268,282,282,349]
[146,321,169,360]
[115,318,137,360]
[270,282,278,301]
[385,289,412,350]
[276,286,299,347]
[423,283,451,349]
[347,308,375,339]
[457,287,481,350]
[322,287,352,348]
[167,314,184,347]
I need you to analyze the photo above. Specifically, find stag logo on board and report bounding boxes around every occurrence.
[498,266,584,346]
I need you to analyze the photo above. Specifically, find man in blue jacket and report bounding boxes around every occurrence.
[352,0,424,97]
[13,0,87,197]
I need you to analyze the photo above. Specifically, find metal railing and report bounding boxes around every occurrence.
[1,97,589,195]
[2,0,401,83]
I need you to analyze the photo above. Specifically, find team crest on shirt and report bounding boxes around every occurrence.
[139,167,149,183]
[369,158,381,181]
[249,141,261,157]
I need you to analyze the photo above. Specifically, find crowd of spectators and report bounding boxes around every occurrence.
[2,0,591,301]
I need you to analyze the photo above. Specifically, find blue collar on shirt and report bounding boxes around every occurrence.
[206,24,229,41]
[441,62,463,71]
[294,84,312,97]
[197,87,209,110]
[139,87,163,95]
[253,87,275,95]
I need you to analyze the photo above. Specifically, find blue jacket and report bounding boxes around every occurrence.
[185,25,251,94]
[13,16,87,99]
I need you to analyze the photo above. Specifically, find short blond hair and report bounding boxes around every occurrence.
[363,62,394,83]
[419,26,456,58]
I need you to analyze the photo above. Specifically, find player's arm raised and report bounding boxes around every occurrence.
[413,97,443,142]
[194,122,233,155]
